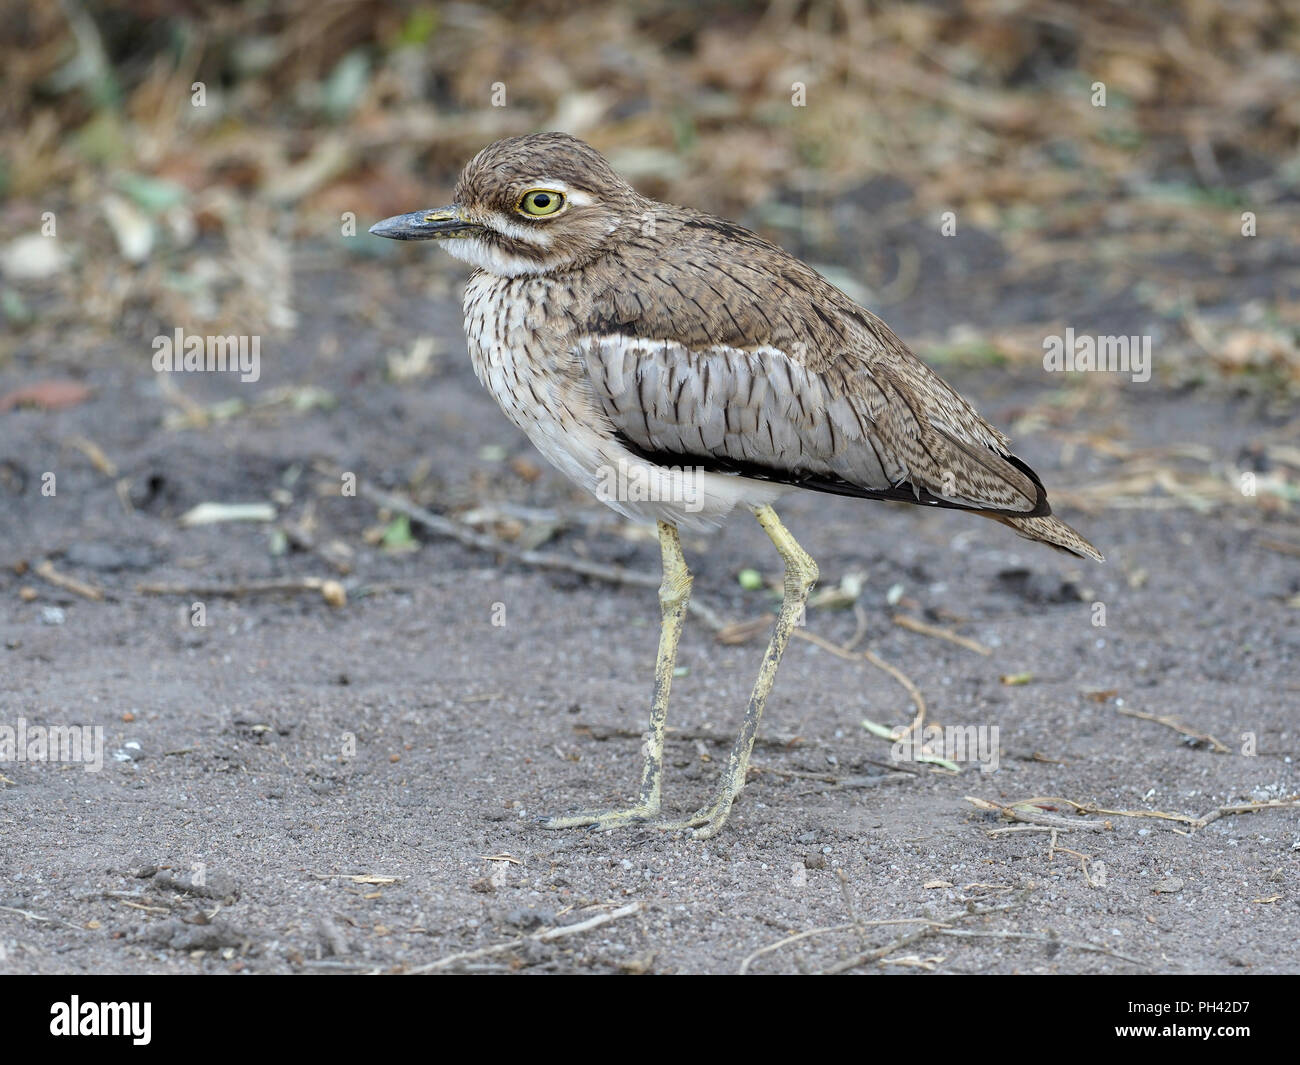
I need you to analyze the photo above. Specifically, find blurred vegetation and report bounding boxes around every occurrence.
[2,0,1298,386]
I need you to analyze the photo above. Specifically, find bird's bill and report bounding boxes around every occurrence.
[368,206,479,240]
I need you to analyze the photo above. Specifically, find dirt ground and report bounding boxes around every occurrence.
[2,211,1298,974]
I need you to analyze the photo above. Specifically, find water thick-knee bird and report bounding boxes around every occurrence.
[370,132,1102,839]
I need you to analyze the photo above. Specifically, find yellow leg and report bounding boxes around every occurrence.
[660,505,817,839]
[539,521,692,830]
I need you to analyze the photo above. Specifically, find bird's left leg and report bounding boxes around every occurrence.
[539,520,692,831]
[660,504,817,839]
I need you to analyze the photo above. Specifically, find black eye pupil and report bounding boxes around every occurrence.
[533,194,550,208]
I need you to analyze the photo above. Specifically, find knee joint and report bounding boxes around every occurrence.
[786,550,818,594]
[659,569,693,610]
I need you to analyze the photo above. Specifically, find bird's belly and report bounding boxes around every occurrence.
[463,283,778,529]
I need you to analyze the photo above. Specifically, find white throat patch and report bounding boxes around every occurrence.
[440,237,553,278]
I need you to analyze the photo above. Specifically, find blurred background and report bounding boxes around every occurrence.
[5,0,1299,380]
[3,0,1299,583]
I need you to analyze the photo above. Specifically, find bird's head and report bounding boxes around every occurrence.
[369,132,643,277]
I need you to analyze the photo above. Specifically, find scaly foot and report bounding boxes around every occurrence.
[654,791,737,840]
[538,804,658,832]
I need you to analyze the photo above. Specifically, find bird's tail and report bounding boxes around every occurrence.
[988,513,1104,562]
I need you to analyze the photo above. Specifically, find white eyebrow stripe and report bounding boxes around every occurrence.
[524,180,594,208]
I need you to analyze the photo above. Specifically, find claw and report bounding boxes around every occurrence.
[651,792,737,838]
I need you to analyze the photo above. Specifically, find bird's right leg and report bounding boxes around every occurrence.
[539,520,692,831]
[657,504,816,839]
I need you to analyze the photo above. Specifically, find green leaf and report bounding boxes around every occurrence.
[381,514,415,549]
[395,6,439,46]
[861,718,899,740]
[116,173,188,212]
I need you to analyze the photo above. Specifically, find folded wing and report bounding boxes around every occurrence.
[575,218,1049,517]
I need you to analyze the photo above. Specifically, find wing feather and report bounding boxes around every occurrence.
[573,214,1049,516]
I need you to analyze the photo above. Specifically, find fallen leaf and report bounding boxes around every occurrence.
[0,380,92,412]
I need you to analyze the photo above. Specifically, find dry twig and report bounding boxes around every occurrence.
[966,796,1112,832]
[892,613,991,655]
[1115,707,1230,753]
[35,560,103,601]
[406,902,642,974]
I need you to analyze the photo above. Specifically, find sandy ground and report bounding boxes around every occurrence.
[2,230,1297,975]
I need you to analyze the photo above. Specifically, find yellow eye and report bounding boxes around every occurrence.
[518,189,565,217]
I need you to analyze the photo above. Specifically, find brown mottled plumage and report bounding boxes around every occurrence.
[371,132,1102,838]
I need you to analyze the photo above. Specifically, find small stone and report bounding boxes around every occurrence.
[112,741,144,763]
[64,542,158,572]
[505,908,551,930]
[153,868,240,901]
[1,234,69,280]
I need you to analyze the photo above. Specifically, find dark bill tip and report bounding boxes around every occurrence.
[368,207,478,241]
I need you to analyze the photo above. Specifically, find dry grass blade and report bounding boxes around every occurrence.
[892,613,991,655]
[966,796,1112,832]
[1193,796,1300,829]
[1115,707,1230,753]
